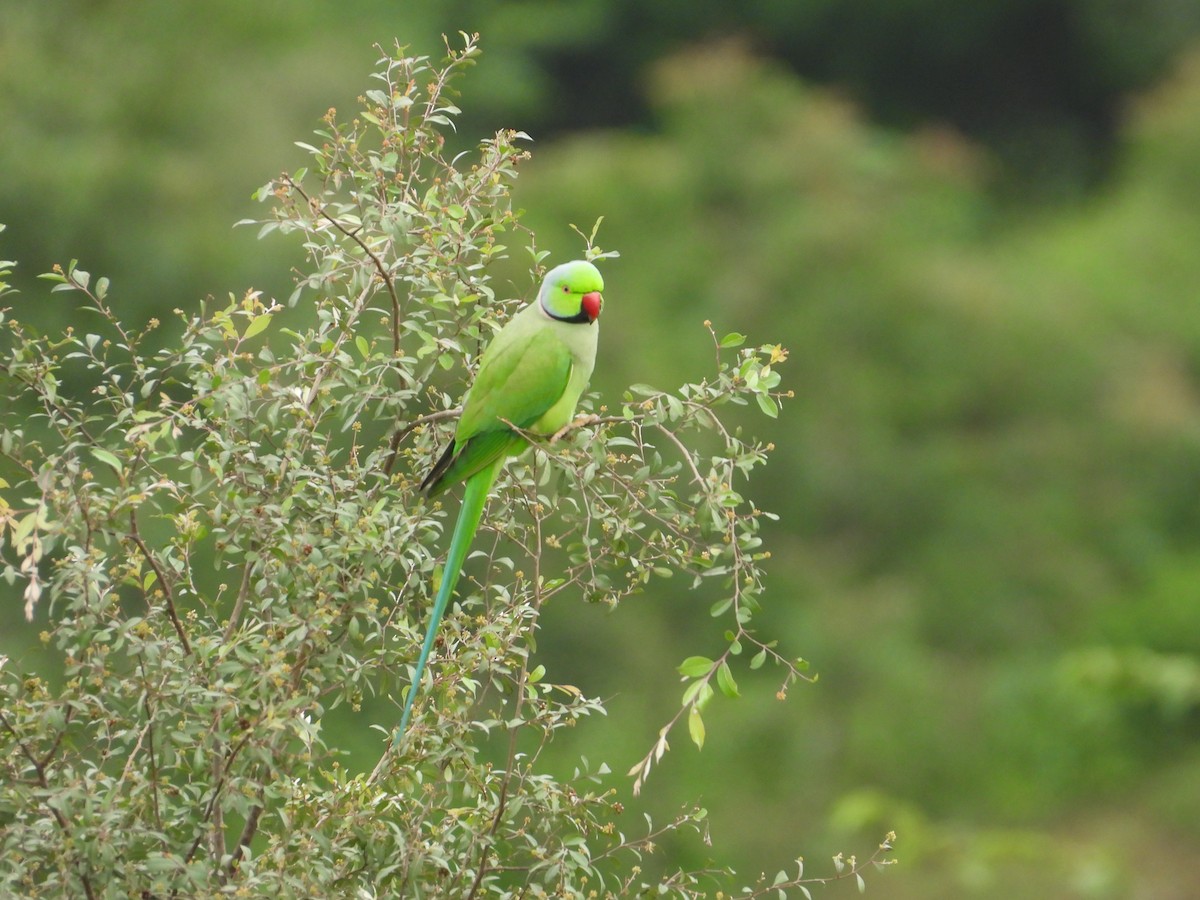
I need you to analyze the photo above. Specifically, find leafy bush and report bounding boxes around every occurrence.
[0,38,890,897]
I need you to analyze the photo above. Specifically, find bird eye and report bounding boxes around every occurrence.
[562,285,569,292]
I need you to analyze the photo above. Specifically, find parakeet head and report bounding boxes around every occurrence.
[539,260,604,324]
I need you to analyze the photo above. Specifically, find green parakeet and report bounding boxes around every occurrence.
[396,260,605,740]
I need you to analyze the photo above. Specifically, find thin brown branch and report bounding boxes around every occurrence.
[229,799,264,876]
[548,413,600,444]
[0,707,45,782]
[64,264,136,352]
[222,560,255,642]
[383,407,461,476]
[129,509,192,656]
[740,836,897,898]
[35,703,74,773]
[594,806,707,865]
[653,421,706,488]
[145,698,163,836]
[284,174,402,354]
[210,752,227,874]
[182,730,255,866]
[0,708,98,900]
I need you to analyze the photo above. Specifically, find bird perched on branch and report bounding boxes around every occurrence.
[396,260,605,741]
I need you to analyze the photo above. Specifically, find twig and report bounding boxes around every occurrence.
[0,708,99,900]
[35,703,74,774]
[383,407,461,476]
[211,748,227,874]
[228,799,264,876]
[182,730,255,866]
[741,835,897,898]
[549,413,600,443]
[653,422,706,488]
[284,174,403,354]
[222,560,255,642]
[129,509,192,656]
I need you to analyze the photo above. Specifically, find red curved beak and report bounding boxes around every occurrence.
[581,291,602,323]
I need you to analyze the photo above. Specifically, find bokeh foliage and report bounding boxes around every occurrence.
[514,42,1200,899]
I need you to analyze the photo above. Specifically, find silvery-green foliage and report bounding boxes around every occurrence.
[0,36,890,898]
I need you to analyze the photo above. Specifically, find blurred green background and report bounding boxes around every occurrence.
[4,2,1200,896]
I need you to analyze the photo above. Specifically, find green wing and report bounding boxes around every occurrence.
[459,326,573,439]
[401,323,572,737]
[423,325,572,496]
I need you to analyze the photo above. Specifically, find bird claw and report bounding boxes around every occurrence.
[550,414,600,443]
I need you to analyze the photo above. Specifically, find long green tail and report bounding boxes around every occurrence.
[395,459,501,743]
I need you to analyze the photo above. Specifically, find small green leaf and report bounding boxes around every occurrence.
[756,393,779,418]
[720,332,746,348]
[242,313,273,340]
[11,512,37,547]
[91,448,123,475]
[143,853,181,873]
[682,678,714,708]
[355,335,371,359]
[750,648,768,670]
[687,705,705,750]
[677,656,713,678]
[716,660,740,698]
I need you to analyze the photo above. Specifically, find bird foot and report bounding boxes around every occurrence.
[550,414,600,443]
